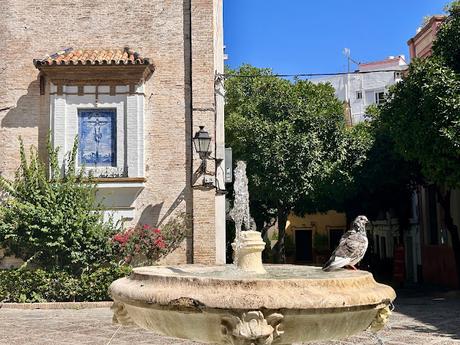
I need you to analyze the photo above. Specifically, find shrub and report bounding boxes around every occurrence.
[79,264,132,301]
[112,213,188,265]
[0,265,131,303]
[0,138,118,274]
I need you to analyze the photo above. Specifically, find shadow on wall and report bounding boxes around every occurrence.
[137,187,186,228]
[1,79,49,163]
[2,80,41,128]
[137,188,191,264]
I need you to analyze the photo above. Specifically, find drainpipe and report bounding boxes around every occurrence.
[185,0,194,263]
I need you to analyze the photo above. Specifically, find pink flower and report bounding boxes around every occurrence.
[113,233,127,244]
[154,238,166,249]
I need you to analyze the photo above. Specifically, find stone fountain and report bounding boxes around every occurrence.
[109,161,395,345]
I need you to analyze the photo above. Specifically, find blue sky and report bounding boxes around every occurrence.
[224,0,448,75]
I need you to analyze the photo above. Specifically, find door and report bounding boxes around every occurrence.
[405,236,415,282]
[295,230,313,262]
[329,229,344,250]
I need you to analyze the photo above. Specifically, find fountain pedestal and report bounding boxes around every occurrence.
[232,230,266,274]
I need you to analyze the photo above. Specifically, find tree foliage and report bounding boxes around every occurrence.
[378,0,460,281]
[343,107,420,234]
[379,59,460,188]
[225,65,369,261]
[0,138,118,274]
[433,1,460,73]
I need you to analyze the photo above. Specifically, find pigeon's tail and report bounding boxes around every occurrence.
[322,256,351,272]
[322,257,335,271]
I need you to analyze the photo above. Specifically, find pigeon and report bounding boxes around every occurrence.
[322,215,369,272]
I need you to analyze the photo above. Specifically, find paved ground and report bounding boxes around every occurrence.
[0,295,459,345]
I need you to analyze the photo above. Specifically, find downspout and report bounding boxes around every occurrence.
[185,0,194,263]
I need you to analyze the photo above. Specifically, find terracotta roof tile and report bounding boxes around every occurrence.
[34,47,151,67]
[359,57,402,68]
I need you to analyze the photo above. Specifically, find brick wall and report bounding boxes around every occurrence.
[0,0,224,264]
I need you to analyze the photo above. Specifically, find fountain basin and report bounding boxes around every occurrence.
[109,265,395,344]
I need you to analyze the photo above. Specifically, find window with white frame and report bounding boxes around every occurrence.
[34,47,154,222]
[356,91,363,100]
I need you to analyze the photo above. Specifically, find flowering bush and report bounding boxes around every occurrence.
[0,138,118,274]
[112,213,188,265]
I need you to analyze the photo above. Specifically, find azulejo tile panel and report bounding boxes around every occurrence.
[78,109,116,167]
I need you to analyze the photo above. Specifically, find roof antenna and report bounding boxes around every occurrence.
[343,48,351,73]
[343,48,360,73]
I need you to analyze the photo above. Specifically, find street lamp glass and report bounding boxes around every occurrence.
[193,126,211,157]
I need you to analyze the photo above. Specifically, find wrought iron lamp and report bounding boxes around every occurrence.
[193,126,212,172]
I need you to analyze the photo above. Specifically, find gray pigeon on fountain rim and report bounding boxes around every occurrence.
[322,215,369,272]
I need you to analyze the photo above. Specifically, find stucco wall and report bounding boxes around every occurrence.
[286,211,346,234]
[0,0,225,264]
[285,210,347,250]
[312,71,402,124]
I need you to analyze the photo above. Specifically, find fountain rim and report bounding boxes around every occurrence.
[109,264,396,311]
[130,264,376,282]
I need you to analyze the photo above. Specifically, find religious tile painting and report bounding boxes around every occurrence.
[78,109,116,166]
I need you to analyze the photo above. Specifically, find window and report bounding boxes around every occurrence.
[380,237,387,258]
[375,235,380,256]
[78,109,116,167]
[375,91,385,105]
[36,47,154,222]
[48,84,145,178]
[356,91,362,100]
[394,71,403,80]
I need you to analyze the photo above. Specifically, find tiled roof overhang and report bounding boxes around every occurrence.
[34,47,155,85]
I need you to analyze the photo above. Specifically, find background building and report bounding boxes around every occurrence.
[408,15,446,59]
[0,0,226,266]
[312,56,408,125]
[284,211,347,264]
[407,14,460,288]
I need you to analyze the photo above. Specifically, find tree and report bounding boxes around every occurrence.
[378,1,460,282]
[433,1,460,72]
[225,65,368,262]
[343,108,421,240]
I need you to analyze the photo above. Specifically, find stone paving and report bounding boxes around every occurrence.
[0,295,459,345]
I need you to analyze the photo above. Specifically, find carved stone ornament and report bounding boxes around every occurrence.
[111,301,134,326]
[368,305,392,332]
[221,311,284,345]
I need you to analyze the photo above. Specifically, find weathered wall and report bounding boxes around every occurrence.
[0,0,225,264]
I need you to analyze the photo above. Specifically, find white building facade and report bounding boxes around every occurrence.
[312,56,408,125]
